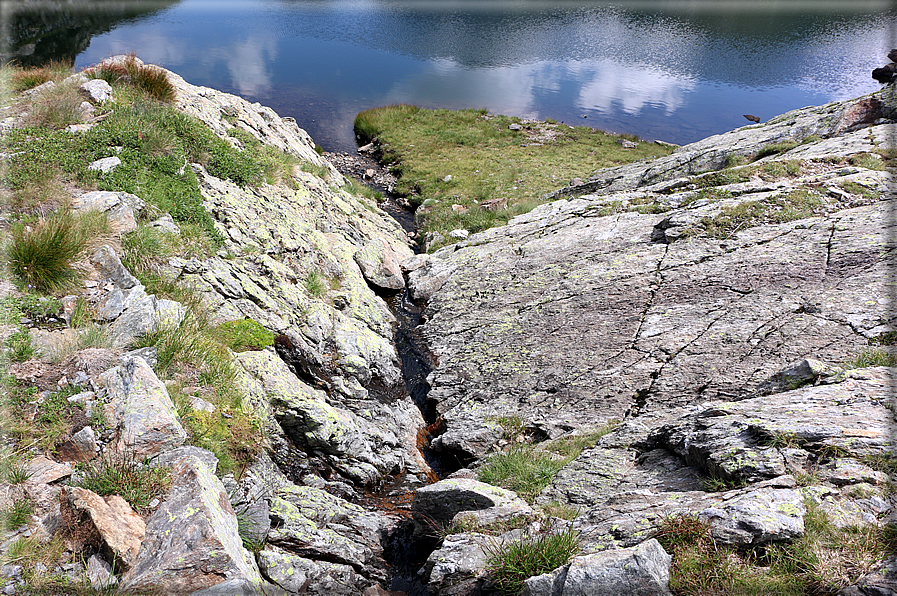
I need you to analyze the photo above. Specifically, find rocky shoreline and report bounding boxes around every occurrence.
[0,55,895,596]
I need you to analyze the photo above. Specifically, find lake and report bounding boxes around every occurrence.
[11,0,896,152]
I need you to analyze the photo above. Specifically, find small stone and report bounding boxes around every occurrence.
[508,123,523,131]
[443,174,453,182]
[451,204,467,214]
[80,79,113,104]
[449,229,470,239]
[363,169,376,180]
[617,139,638,149]
[88,156,121,174]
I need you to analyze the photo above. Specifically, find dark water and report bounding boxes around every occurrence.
[13,1,896,151]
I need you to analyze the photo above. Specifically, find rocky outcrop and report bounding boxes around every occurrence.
[406,89,895,594]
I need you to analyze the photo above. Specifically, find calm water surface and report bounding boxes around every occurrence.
[60,0,897,151]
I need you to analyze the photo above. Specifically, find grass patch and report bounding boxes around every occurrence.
[656,501,893,595]
[848,153,885,171]
[540,501,580,521]
[841,180,882,201]
[478,423,617,502]
[6,61,72,92]
[120,224,177,276]
[844,348,897,369]
[6,209,111,293]
[76,453,171,514]
[753,141,800,161]
[87,54,176,103]
[2,498,34,530]
[353,105,673,249]
[216,318,275,352]
[304,270,328,299]
[691,189,823,239]
[5,328,35,362]
[440,514,529,538]
[485,528,580,595]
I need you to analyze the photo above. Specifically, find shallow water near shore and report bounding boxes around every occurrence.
[11,0,893,152]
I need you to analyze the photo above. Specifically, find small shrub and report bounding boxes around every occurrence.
[216,319,275,352]
[485,529,580,595]
[304,270,328,299]
[76,453,171,514]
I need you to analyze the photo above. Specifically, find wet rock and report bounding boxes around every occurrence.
[524,539,672,596]
[98,355,187,457]
[68,487,145,570]
[121,447,267,595]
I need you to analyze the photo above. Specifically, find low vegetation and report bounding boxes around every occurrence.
[656,500,897,595]
[688,189,824,239]
[354,105,673,250]
[478,423,617,503]
[485,528,580,595]
[75,453,172,514]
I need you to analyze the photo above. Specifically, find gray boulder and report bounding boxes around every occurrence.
[523,539,672,596]
[98,355,187,457]
[354,239,405,290]
[80,79,113,104]
[413,478,530,528]
[121,448,268,595]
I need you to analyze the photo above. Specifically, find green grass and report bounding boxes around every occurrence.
[216,318,275,352]
[656,501,893,595]
[754,141,799,161]
[87,54,176,103]
[121,224,177,276]
[848,153,885,171]
[691,189,823,239]
[304,270,328,299]
[478,423,617,502]
[75,453,171,514]
[485,529,580,595]
[5,209,109,293]
[6,327,35,362]
[844,348,897,369]
[840,180,882,201]
[353,105,673,249]
[2,498,34,530]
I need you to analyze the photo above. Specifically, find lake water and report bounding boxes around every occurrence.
[20,1,897,152]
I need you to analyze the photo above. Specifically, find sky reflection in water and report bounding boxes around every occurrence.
[74,0,894,151]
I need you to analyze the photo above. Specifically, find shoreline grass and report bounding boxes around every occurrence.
[354,105,674,250]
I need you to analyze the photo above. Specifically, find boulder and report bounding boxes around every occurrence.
[98,355,187,457]
[80,79,113,104]
[72,190,143,232]
[68,487,145,570]
[523,539,672,596]
[413,478,529,528]
[26,456,72,485]
[90,245,138,289]
[354,239,405,290]
[699,488,805,547]
[121,448,268,595]
[421,533,492,595]
[258,548,363,595]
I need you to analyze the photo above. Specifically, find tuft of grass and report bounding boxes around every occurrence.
[479,423,617,503]
[6,327,35,362]
[485,528,580,595]
[304,270,328,299]
[478,447,567,503]
[8,61,71,91]
[753,141,799,161]
[76,453,171,514]
[7,210,88,293]
[848,152,885,171]
[24,79,85,130]
[121,224,176,276]
[69,296,92,329]
[2,498,35,530]
[701,474,746,492]
[540,501,579,521]
[88,55,176,103]
[216,318,275,353]
[440,514,529,539]
[352,105,672,249]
